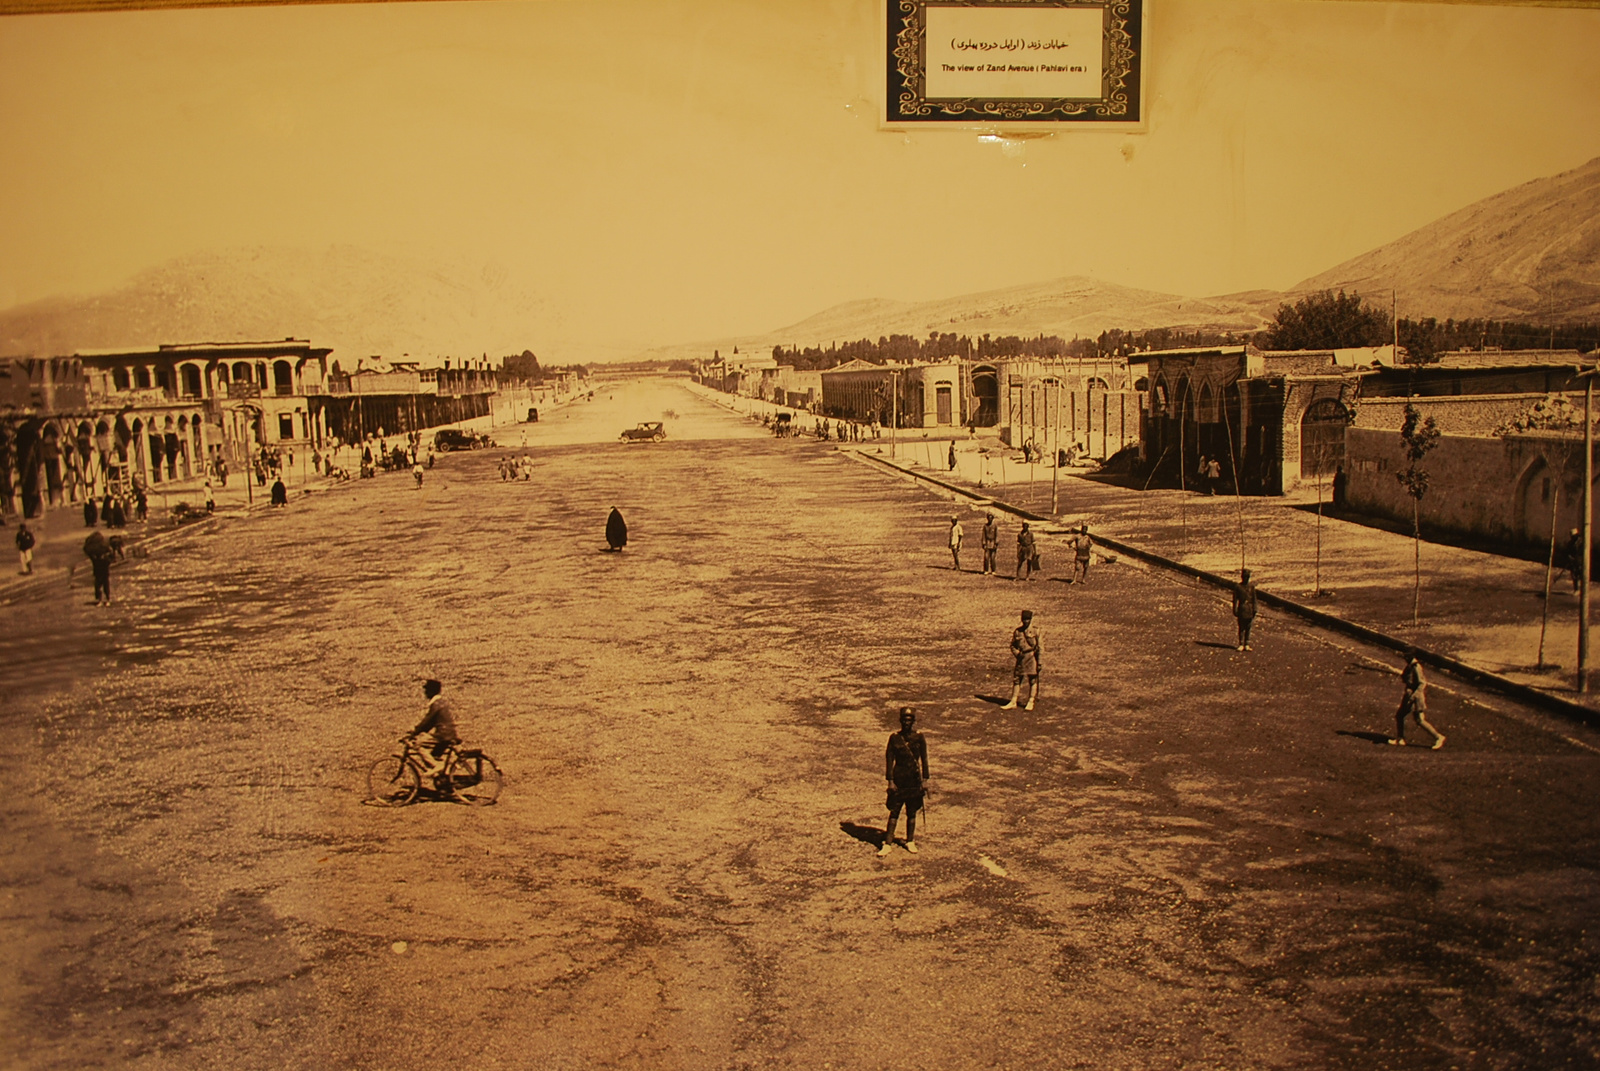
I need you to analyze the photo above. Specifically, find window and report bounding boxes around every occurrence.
[278,413,295,439]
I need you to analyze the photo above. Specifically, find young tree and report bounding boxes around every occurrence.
[1396,404,1442,625]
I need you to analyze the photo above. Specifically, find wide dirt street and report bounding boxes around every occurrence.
[3,378,1599,1071]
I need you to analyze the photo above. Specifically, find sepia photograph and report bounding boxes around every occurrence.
[2,0,1599,1067]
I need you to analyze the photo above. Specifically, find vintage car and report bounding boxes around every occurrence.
[434,428,487,451]
[620,421,666,443]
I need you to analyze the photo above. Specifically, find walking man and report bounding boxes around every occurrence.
[948,441,957,472]
[1206,456,1222,496]
[83,528,114,604]
[15,521,36,575]
[1390,649,1445,749]
[981,513,999,575]
[1071,524,1093,584]
[947,515,963,570]
[878,707,930,857]
[204,481,215,514]
[1001,610,1041,710]
[1015,522,1037,581]
[1232,567,1258,651]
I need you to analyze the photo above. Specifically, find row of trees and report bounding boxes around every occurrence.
[1262,289,1600,361]
[498,350,589,382]
[759,292,1597,373]
[770,326,1246,371]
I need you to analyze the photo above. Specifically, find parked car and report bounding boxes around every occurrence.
[620,421,666,443]
[434,428,484,451]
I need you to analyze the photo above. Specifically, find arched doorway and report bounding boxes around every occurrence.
[1300,399,1350,479]
[970,366,999,427]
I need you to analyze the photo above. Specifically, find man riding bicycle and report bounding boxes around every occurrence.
[408,679,461,778]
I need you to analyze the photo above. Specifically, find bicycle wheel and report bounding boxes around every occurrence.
[448,752,502,806]
[367,754,420,806]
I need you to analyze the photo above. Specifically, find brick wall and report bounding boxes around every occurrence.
[1345,426,1593,547]
[1352,394,1570,436]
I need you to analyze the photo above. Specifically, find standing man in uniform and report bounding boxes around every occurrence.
[1232,568,1258,651]
[981,513,999,575]
[1071,524,1093,584]
[15,521,36,575]
[878,707,930,856]
[1001,610,1041,710]
[1390,649,1445,749]
[1015,522,1037,581]
[947,514,963,570]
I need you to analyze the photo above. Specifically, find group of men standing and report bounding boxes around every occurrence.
[946,513,1095,584]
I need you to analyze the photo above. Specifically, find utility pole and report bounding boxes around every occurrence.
[1051,376,1060,514]
[890,369,899,459]
[1581,367,1597,692]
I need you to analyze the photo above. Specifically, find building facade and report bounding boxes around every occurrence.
[977,357,1143,457]
[819,360,964,428]
[1342,350,1598,547]
[72,340,334,492]
[1141,346,1388,495]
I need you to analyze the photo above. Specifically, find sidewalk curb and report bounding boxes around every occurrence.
[848,447,1600,731]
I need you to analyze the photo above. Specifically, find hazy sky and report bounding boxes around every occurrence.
[1,0,1598,355]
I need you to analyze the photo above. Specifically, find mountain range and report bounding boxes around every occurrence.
[2,157,1595,364]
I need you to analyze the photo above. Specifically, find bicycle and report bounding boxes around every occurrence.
[366,735,503,807]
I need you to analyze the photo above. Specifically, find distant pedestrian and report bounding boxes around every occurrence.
[15,521,35,575]
[1562,528,1583,592]
[1232,567,1258,651]
[1390,649,1445,749]
[83,497,98,528]
[83,529,114,604]
[204,481,215,514]
[1071,524,1093,583]
[1196,455,1209,493]
[1000,610,1041,711]
[133,487,147,521]
[981,513,999,575]
[948,441,957,472]
[413,462,425,489]
[877,706,930,857]
[1331,463,1348,511]
[947,515,963,570]
[1206,457,1222,496]
[605,507,628,551]
[270,478,288,507]
[1015,522,1037,581]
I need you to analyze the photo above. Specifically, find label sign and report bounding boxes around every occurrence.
[887,0,1145,128]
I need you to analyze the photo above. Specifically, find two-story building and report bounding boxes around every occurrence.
[73,339,334,490]
[0,356,92,516]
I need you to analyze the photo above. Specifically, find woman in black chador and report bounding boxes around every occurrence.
[605,507,628,551]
